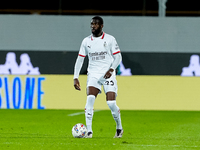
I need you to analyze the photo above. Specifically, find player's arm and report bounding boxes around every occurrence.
[74,55,85,90]
[104,52,122,79]
[104,37,122,79]
[74,39,87,90]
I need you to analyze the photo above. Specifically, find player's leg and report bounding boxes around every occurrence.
[85,86,99,138]
[106,92,123,138]
[103,75,123,138]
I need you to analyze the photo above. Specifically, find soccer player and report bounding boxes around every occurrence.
[73,16,123,138]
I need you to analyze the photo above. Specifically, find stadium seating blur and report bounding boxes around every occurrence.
[0,0,200,16]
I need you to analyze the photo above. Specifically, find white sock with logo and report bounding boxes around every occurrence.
[107,100,122,129]
[85,95,95,133]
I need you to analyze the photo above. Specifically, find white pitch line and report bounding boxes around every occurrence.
[131,144,200,148]
[68,110,101,116]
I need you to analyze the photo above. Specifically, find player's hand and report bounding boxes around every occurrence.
[104,68,114,79]
[74,78,81,91]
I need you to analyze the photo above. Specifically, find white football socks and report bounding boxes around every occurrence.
[107,100,123,130]
[85,95,95,133]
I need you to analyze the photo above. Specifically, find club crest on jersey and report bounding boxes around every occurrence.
[104,41,107,47]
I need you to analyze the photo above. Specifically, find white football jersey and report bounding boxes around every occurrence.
[78,32,120,75]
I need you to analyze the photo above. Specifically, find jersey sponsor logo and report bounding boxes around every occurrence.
[89,51,107,61]
[91,55,106,61]
[88,51,107,57]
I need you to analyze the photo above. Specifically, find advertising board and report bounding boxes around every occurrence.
[1,51,200,76]
[1,75,200,110]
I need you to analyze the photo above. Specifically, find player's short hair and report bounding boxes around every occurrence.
[92,16,104,25]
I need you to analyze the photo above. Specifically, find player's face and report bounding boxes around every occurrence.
[91,19,103,36]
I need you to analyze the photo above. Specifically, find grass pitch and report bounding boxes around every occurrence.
[0,110,200,150]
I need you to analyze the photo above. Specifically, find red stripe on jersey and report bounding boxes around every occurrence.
[113,51,120,55]
[78,54,86,57]
[91,32,105,40]
[101,32,105,39]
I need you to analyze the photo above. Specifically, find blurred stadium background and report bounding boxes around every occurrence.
[0,0,200,110]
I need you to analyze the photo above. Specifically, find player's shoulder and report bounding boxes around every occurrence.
[81,35,92,43]
[85,34,94,40]
[80,35,91,46]
[104,33,116,40]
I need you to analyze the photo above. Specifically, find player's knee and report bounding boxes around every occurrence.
[85,95,95,108]
[106,92,116,101]
[87,86,99,97]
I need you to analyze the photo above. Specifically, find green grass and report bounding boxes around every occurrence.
[0,110,200,150]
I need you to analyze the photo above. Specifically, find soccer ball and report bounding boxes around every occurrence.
[72,123,88,138]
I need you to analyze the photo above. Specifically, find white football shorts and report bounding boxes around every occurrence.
[87,74,118,95]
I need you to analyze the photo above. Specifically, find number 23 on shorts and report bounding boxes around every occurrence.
[105,80,114,86]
